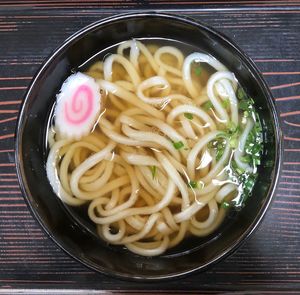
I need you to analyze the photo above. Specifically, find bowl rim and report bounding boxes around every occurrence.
[15,11,283,281]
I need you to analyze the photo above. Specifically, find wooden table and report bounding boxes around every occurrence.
[0,1,299,293]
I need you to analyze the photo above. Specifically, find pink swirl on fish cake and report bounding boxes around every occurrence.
[64,84,93,125]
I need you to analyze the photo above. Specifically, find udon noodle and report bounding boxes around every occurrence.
[46,40,262,256]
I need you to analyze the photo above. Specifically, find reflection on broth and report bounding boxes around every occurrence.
[46,39,263,256]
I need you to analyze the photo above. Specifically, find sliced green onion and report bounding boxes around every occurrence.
[222,99,230,109]
[244,175,256,192]
[184,113,193,120]
[194,67,202,76]
[216,148,224,161]
[253,157,261,166]
[229,137,238,149]
[231,160,245,175]
[236,167,244,175]
[188,180,198,189]
[208,140,217,149]
[173,141,184,150]
[243,110,249,118]
[150,166,157,179]
[227,121,238,134]
[239,100,249,111]
[221,201,230,209]
[202,101,213,111]
[237,87,247,100]
[241,155,251,163]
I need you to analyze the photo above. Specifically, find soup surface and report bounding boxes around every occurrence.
[46,39,263,256]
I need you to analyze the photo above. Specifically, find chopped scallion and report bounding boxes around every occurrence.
[225,86,263,209]
[221,201,230,209]
[227,121,238,134]
[231,160,245,175]
[244,110,249,118]
[241,155,251,163]
[229,137,238,149]
[239,100,249,111]
[194,67,202,76]
[237,87,247,100]
[202,101,213,110]
[222,99,230,109]
[188,180,198,189]
[150,166,157,179]
[216,148,224,161]
[184,113,193,120]
[173,141,184,150]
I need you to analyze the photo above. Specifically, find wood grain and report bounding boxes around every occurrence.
[0,1,300,293]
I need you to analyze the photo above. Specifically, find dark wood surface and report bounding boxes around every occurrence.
[0,1,300,293]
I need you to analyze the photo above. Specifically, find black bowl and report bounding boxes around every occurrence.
[15,12,282,280]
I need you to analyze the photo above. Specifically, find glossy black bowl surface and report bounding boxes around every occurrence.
[15,12,282,280]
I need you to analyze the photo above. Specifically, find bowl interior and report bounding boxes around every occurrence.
[16,13,281,280]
